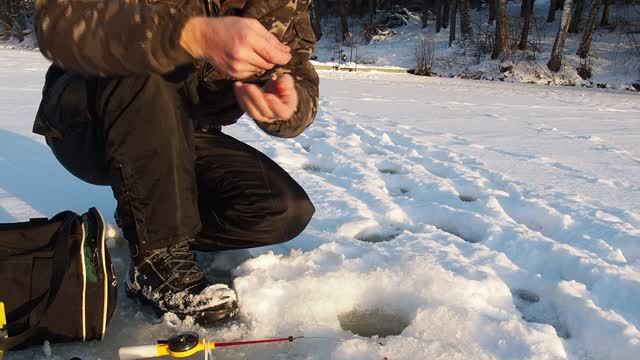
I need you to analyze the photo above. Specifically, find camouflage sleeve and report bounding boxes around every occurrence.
[34,0,202,76]
[255,4,319,138]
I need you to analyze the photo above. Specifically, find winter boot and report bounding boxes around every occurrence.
[125,240,239,325]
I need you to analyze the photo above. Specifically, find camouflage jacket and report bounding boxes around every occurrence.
[34,0,319,137]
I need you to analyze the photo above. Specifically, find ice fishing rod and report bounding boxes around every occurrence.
[118,331,306,359]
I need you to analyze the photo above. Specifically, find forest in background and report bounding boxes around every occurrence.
[1,0,639,81]
[310,0,639,77]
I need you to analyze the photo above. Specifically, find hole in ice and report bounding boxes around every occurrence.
[511,289,570,339]
[512,289,540,303]
[379,168,400,175]
[435,225,481,243]
[303,163,333,174]
[354,228,403,243]
[377,160,407,175]
[459,195,477,202]
[338,308,411,338]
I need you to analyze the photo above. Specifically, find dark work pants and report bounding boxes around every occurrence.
[40,68,314,256]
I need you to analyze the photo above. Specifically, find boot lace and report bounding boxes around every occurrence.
[164,241,203,283]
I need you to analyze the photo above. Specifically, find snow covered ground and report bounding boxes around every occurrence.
[2,50,640,359]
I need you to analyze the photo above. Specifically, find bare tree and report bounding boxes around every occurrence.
[489,0,496,25]
[442,0,451,28]
[492,0,508,59]
[415,35,435,75]
[449,0,458,46]
[577,0,602,58]
[569,0,585,33]
[600,0,611,26]
[436,0,443,32]
[548,0,575,72]
[368,0,377,19]
[338,0,350,41]
[547,0,558,22]
[460,0,472,35]
[519,0,533,49]
[422,0,429,28]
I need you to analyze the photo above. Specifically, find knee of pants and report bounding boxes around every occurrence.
[269,191,316,245]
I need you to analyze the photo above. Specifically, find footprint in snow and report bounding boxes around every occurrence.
[435,224,482,244]
[510,288,571,340]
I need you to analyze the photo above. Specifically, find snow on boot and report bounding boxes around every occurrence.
[125,241,238,325]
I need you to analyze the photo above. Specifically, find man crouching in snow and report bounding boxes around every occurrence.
[32,0,318,325]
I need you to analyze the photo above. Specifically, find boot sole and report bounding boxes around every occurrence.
[125,283,239,326]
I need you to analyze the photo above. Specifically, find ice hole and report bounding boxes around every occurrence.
[338,308,411,338]
[303,163,333,174]
[511,289,570,339]
[459,195,478,202]
[435,225,481,243]
[354,228,402,243]
[512,289,540,304]
[379,168,401,175]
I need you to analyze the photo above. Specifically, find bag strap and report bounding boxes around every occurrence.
[0,212,79,351]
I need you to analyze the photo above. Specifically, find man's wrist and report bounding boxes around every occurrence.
[179,17,205,58]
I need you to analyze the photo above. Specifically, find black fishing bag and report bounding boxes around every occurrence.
[0,208,117,351]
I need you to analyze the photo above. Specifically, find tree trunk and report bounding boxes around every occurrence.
[600,0,611,26]
[569,0,584,33]
[352,0,364,17]
[339,0,349,41]
[436,0,443,32]
[489,0,496,25]
[519,0,532,49]
[442,0,451,29]
[422,0,429,28]
[548,0,575,72]
[547,0,558,22]
[449,0,457,46]
[492,0,508,59]
[460,0,472,35]
[577,0,602,58]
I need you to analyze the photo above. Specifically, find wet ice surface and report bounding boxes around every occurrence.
[1,51,639,359]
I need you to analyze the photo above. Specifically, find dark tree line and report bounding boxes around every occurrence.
[315,0,636,73]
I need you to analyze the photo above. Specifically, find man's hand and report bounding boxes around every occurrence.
[180,16,292,79]
[233,74,299,123]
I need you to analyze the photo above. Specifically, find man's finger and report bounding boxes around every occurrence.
[246,51,275,71]
[265,93,295,120]
[253,38,292,66]
[233,82,250,113]
[232,71,262,80]
[244,84,277,120]
[225,60,265,78]
[258,25,291,53]
[234,83,272,122]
